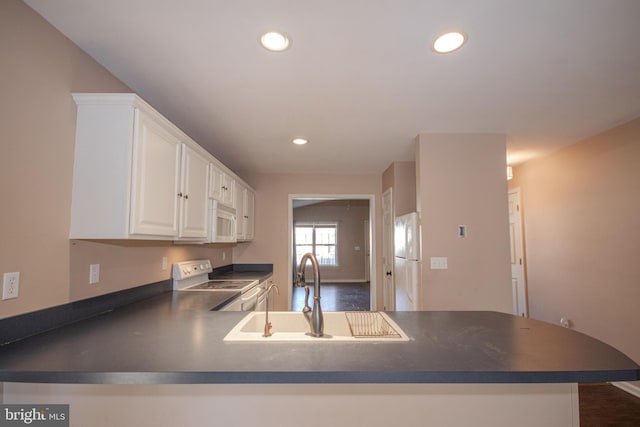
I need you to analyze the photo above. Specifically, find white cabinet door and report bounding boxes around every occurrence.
[210,163,235,208]
[129,110,181,237]
[222,175,235,208]
[243,188,255,240]
[209,163,224,201]
[234,183,255,241]
[178,145,209,238]
[235,181,246,240]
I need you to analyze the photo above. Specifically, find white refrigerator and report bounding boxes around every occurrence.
[394,212,421,311]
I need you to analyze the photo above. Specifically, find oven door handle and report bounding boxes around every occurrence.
[241,286,262,301]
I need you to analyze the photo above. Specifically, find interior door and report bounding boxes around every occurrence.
[364,220,370,282]
[382,188,395,311]
[509,189,528,317]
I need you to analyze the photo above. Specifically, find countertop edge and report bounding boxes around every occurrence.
[2,369,638,385]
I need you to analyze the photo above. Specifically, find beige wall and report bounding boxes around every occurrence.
[293,200,369,282]
[509,117,640,364]
[234,173,381,310]
[0,0,232,319]
[416,134,512,312]
[382,161,416,217]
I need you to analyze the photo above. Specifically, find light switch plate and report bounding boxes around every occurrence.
[430,257,448,270]
[89,264,100,284]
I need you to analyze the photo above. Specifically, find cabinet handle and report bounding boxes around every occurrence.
[184,194,188,200]
[177,192,183,198]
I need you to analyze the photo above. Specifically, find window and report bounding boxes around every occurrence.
[295,223,337,266]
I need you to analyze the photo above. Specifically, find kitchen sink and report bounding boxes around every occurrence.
[223,311,410,342]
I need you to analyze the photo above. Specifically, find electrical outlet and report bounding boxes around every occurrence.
[162,257,168,271]
[89,264,100,284]
[2,272,20,300]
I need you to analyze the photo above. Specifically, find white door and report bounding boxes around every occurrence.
[382,188,395,311]
[178,145,209,238]
[509,189,528,317]
[129,110,181,237]
[364,220,370,282]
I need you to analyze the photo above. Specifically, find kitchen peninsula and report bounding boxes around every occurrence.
[1,291,638,426]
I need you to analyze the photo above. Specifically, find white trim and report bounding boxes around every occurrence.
[288,194,377,311]
[611,381,640,398]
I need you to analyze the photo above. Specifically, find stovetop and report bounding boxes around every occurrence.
[172,259,270,292]
[187,280,257,291]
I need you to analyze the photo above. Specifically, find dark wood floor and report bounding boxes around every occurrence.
[292,284,640,424]
[292,282,370,311]
[579,383,640,426]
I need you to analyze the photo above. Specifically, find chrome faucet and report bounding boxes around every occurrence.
[262,283,280,337]
[295,253,324,337]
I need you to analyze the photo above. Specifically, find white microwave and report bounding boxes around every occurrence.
[209,199,237,243]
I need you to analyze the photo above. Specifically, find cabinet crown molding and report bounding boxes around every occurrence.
[72,93,148,108]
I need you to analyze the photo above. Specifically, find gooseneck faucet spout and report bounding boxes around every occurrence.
[295,253,324,337]
[262,283,280,337]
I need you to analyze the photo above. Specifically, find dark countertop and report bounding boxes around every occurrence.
[0,291,637,385]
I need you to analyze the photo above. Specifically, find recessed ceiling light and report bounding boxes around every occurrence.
[432,31,466,54]
[260,31,290,52]
[292,138,308,145]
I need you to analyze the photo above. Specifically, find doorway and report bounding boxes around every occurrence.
[288,195,375,311]
[509,188,528,317]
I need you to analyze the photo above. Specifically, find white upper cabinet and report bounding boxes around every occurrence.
[178,145,210,238]
[234,181,246,240]
[209,163,235,208]
[234,181,255,242]
[70,93,209,240]
[129,108,182,237]
[243,187,255,241]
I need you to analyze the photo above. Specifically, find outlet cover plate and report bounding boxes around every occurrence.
[3,272,20,300]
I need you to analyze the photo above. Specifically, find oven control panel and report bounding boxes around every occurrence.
[172,259,213,281]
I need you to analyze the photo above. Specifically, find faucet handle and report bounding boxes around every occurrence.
[296,271,306,286]
[302,285,312,314]
[263,321,273,337]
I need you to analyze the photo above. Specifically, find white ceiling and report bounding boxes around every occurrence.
[24,0,640,177]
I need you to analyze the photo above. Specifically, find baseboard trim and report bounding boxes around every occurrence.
[611,381,640,398]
